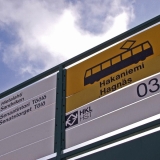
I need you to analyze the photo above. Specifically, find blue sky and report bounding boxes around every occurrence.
[0,0,159,93]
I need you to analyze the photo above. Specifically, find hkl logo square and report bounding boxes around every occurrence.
[65,111,78,129]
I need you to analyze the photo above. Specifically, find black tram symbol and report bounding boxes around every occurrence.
[84,40,153,86]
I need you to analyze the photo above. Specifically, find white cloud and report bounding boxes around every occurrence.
[0,0,135,75]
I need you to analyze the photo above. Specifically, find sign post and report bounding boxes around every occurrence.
[0,15,159,160]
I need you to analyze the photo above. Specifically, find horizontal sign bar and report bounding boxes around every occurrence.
[37,153,57,160]
[0,136,55,160]
[66,92,160,148]
[66,24,160,112]
[0,88,56,128]
[71,127,160,160]
[0,103,55,141]
[0,74,57,113]
[0,119,55,157]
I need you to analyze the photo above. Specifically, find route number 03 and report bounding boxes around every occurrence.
[137,78,160,97]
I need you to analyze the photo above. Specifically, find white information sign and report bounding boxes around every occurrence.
[66,72,160,148]
[0,74,57,160]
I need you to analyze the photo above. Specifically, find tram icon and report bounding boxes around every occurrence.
[84,40,154,86]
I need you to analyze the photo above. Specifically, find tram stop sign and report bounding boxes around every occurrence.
[65,23,160,149]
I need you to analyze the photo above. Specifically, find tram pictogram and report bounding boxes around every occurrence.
[84,40,153,86]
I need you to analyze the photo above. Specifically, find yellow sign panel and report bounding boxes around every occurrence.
[66,24,160,112]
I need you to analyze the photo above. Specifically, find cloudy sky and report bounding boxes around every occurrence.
[0,0,159,93]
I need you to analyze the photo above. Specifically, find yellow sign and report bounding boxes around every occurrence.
[66,24,160,112]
